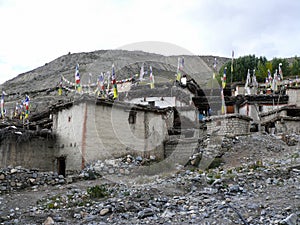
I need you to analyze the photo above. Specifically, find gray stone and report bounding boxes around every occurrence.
[229,185,240,192]
[281,213,298,225]
[10,168,17,174]
[136,156,143,161]
[43,216,54,225]
[138,208,154,219]
[100,208,110,216]
[161,209,175,218]
[73,213,81,219]
[0,186,7,191]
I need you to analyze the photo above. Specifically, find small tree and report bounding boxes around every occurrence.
[291,56,300,76]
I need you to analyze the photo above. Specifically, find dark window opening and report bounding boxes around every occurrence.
[148,101,155,108]
[287,109,300,117]
[128,111,137,124]
[259,105,263,112]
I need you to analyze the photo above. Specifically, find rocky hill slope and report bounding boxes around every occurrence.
[1,50,225,92]
[0,49,229,116]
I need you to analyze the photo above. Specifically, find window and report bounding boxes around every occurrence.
[128,111,137,124]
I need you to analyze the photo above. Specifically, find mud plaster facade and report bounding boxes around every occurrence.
[286,87,300,106]
[52,100,170,172]
[239,103,287,123]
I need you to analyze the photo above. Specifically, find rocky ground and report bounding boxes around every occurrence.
[0,133,299,225]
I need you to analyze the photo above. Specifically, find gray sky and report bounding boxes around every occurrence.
[0,0,299,84]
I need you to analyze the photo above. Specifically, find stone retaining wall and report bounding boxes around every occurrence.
[164,138,198,165]
[205,114,252,136]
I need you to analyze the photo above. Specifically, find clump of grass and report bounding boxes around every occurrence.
[87,185,108,199]
[291,153,299,159]
[207,179,215,185]
[214,173,221,179]
[248,160,264,171]
[227,169,233,174]
[47,202,55,209]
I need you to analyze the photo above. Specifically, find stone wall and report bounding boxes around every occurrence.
[164,137,198,165]
[260,109,287,124]
[0,135,57,171]
[205,114,252,136]
[274,118,300,134]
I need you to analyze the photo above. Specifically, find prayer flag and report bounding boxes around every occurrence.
[222,67,227,88]
[221,89,226,114]
[0,91,4,118]
[112,64,118,99]
[140,63,144,80]
[278,63,283,80]
[58,76,63,95]
[149,66,155,89]
[24,95,30,119]
[75,64,81,92]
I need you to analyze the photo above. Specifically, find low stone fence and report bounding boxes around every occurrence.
[205,114,252,136]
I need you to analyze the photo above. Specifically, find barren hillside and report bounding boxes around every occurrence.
[0,50,229,116]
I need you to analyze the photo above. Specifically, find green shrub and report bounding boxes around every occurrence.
[87,185,108,199]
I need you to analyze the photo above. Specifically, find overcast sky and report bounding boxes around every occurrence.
[0,0,299,84]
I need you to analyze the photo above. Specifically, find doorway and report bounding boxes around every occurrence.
[57,156,66,177]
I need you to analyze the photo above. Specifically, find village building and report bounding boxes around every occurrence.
[51,96,175,173]
[260,105,300,134]
[201,82,300,136]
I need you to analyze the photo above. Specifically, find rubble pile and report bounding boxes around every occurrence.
[282,134,300,146]
[0,166,67,194]
[81,154,157,179]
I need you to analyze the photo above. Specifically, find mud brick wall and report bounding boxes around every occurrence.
[0,136,57,171]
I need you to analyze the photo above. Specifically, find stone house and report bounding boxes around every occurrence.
[231,82,246,96]
[51,96,172,174]
[260,106,300,134]
[123,84,199,124]
[236,95,289,124]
